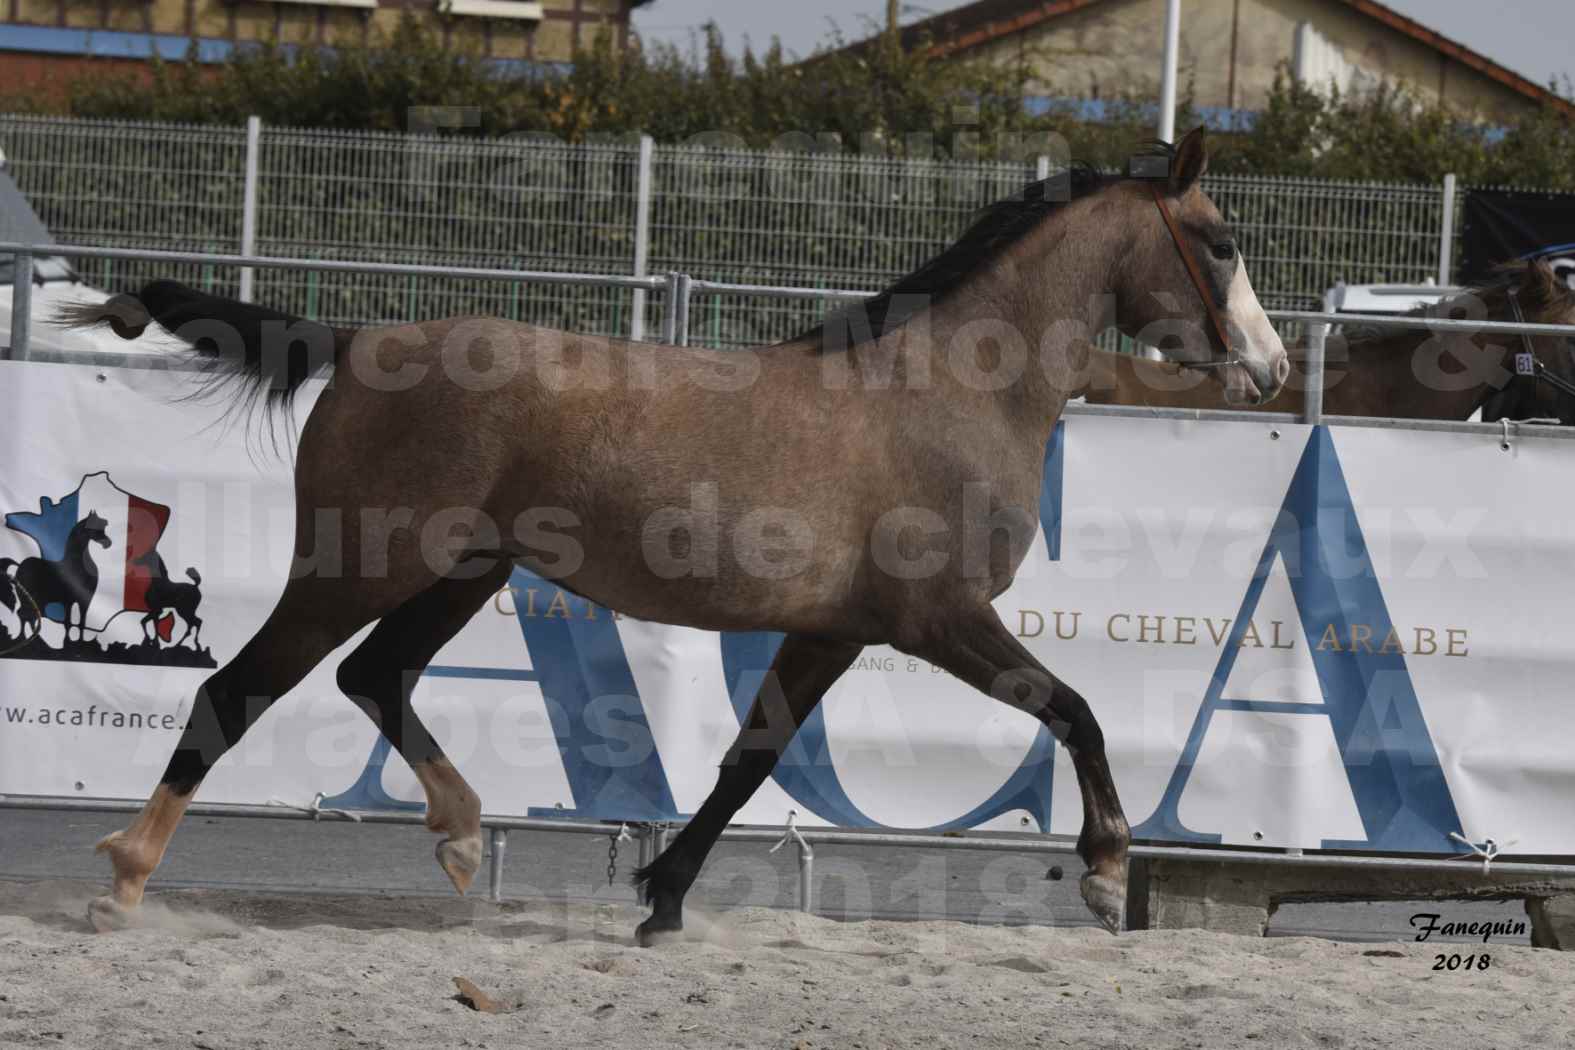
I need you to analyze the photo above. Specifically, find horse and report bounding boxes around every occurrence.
[0,558,19,640]
[60,127,1289,942]
[1077,259,1575,421]
[9,511,112,645]
[135,551,204,650]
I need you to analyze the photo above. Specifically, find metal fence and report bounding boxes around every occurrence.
[0,113,1471,349]
[10,239,1575,426]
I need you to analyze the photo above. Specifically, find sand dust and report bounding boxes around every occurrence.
[1,878,1570,1049]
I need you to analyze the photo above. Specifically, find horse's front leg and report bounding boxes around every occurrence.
[633,633,862,945]
[907,606,1129,934]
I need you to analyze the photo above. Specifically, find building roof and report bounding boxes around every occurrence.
[850,0,1574,117]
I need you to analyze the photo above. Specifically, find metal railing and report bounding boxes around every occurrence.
[1,242,670,369]
[6,793,1575,910]
[0,113,1484,345]
[9,240,1575,438]
[5,241,1575,915]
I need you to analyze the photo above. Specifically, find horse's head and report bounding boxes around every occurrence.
[1478,259,1575,425]
[1105,127,1289,405]
[80,511,112,549]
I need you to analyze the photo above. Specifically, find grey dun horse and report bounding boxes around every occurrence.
[62,127,1287,941]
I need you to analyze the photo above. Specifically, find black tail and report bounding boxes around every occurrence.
[55,281,354,414]
[184,567,202,587]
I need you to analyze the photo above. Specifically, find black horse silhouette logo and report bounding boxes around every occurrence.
[135,551,204,651]
[4,510,110,644]
[1,473,216,668]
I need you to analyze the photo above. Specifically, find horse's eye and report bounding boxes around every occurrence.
[1210,241,1237,262]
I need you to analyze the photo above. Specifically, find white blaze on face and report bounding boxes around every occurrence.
[1224,257,1289,402]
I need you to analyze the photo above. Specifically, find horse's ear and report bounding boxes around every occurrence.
[1170,126,1208,197]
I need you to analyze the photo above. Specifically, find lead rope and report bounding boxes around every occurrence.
[1507,289,1575,402]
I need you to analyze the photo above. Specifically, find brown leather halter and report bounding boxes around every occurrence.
[1147,181,1236,368]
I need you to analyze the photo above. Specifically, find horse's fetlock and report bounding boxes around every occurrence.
[424,800,478,835]
[1077,820,1130,869]
[97,829,155,880]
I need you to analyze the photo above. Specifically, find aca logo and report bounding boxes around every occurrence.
[0,472,214,667]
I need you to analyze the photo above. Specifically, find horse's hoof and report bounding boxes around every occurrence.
[1079,870,1126,936]
[635,913,683,948]
[436,836,483,896]
[87,894,136,933]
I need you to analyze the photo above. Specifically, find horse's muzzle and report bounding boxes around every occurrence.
[1227,351,1289,406]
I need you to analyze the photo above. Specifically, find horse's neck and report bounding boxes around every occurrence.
[66,533,100,570]
[878,258,1104,450]
[1338,327,1504,419]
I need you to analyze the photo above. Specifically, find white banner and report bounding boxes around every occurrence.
[3,360,1573,853]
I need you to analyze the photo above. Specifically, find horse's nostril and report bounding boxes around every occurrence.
[1274,354,1291,385]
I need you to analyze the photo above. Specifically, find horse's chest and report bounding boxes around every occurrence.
[904,451,1043,592]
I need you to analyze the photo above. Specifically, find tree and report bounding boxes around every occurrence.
[29,16,1575,190]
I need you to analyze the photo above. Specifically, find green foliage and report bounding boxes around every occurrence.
[66,17,517,131]
[52,16,1168,165]
[1216,69,1574,190]
[34,15,1575,189]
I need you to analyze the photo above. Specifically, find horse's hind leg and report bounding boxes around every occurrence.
[634,633,862,945]
[911,606,1129,934]
[89,578,386,932]
[334,562,512,895]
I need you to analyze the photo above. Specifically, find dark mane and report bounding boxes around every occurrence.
[797,144,1177,350]
[1344,260,1575,347]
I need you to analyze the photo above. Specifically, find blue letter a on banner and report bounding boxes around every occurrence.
[1133,427,1462,852]
[506,568,679,820]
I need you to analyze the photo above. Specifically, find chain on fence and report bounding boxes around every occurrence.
[0,113,1470,349]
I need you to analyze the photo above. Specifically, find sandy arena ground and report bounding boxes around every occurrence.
[1,879,1569,1050]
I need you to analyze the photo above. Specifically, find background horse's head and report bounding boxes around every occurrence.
[77,511,112,550]
[1102,128,1290,405]
[1476,259,1575,425]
